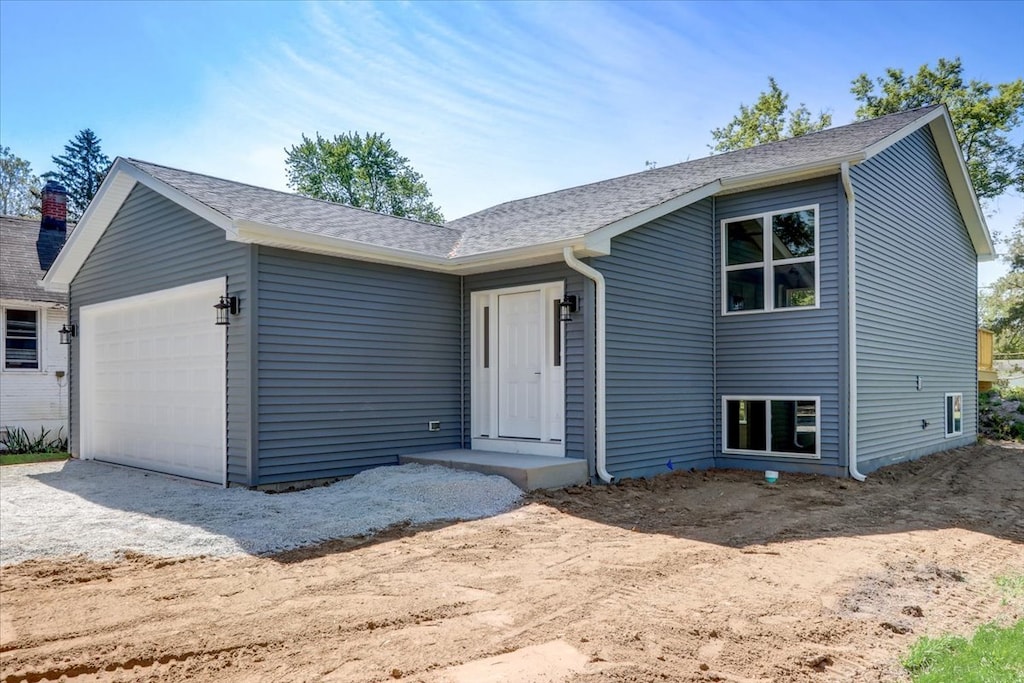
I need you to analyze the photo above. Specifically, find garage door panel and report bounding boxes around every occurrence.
[81,279,226,484]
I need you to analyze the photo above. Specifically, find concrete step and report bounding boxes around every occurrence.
[399,449,588,491]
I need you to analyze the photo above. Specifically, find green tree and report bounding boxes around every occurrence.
[45,129,111,219]
[980,215,1024,354]
[0,146,41,216]
[852,58,1024,199]
[710,77,832,152]
[285,131,444,223]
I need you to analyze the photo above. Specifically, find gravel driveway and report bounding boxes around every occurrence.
[0,459,522,565]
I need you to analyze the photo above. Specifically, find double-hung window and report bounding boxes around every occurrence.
[723,396,820,458]
[3,308,39,370]
[722,206,818,314]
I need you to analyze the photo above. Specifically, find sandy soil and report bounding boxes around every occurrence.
[1,442,1021,683]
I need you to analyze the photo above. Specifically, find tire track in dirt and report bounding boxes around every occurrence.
[1,442,1021,683]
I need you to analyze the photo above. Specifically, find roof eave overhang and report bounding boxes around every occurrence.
[232,220,592,275]
[41,159,236,292]
[578,160,865,254]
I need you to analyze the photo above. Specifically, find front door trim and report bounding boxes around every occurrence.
[471,281,565,457]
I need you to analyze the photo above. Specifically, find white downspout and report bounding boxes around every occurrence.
[841,162,867,482]
[563,247,613,483]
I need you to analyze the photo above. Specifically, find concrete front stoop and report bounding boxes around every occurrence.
[399,449,588,491]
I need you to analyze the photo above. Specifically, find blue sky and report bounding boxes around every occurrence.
[2,0,1021,285]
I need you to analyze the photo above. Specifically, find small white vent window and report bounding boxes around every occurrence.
[945,393,963,437]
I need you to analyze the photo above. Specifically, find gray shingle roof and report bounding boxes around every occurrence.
[125,159,463,259]
[0,215,70,304]
[446,106,940,256]
[123,107,939,261]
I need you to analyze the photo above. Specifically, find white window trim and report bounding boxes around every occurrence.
[721,395,821,459]
[720,204,820,316]
[1,305,45,373]
[944,392,964,438]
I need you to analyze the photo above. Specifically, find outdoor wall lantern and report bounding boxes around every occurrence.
[214,295,239,325]
[559,295,578,323]
[58,323,77,345]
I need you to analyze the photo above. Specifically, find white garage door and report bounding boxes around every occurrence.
[80,278,227,484]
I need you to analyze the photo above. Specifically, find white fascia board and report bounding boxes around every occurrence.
[861,107,993,260]
[860,106,946,160]
[450,237,592,273]
[927,116,994,260]
[124,163,236,238]
[232,220,589,275]
[232,220,451,272]
[582,182,722,253]
[41,159,238,292]
[719,157,864,194]
[41,162,138,292]
[0,297,64,309]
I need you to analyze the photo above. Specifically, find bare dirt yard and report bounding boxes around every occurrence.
[2,442,1022,683]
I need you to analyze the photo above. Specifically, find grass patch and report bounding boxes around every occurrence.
[0,452,70,466]
[903,620,1024,682]
[997,573,1024,606]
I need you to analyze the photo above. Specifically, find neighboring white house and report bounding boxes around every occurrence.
[0,182,72,441]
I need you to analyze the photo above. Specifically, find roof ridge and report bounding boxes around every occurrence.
[123,157,461,234]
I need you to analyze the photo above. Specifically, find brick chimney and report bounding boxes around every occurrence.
[41,180,67,232]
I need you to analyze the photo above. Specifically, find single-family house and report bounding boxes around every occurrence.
[1,182,73,441]
[41,105,992,488]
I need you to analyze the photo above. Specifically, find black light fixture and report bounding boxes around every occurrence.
[559,295,578,323]
[58,323,77,345]
[214,295,239,325]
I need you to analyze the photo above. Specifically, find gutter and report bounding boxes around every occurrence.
[841,162,867,482]
[562,247,613,484]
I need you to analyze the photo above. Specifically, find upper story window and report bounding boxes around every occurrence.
[722,205,819,315]
[4,308,39,370]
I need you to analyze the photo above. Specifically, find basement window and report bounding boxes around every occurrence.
[4,309,39,370]
[945,393,963,437]
[723,396,819,458]
[722,206,819,314]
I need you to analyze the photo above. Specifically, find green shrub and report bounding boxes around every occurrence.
[0,426,68,454]
[999,386,1024,402]
[979,390,1024,441]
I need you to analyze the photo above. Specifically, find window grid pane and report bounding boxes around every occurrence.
[726,218,764,265]
[725,398,817,457]
[774,262,816,308]
[726,267,765,312]
[771,210,815,259]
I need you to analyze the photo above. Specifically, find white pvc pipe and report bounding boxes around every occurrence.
[841,162,867,482]
[563,247,614,483]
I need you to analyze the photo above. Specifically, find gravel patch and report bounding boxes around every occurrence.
[0,459,523,565]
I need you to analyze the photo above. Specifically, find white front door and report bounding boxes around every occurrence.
[472,282,565,457]
[498,291,543,438]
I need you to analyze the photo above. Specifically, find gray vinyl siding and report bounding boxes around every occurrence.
[69,184,252,484]
[256,248,461,485]
[852,126,977,471]
[594,199,716,479]
[462,264,588,463]
[714,177,844,475]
